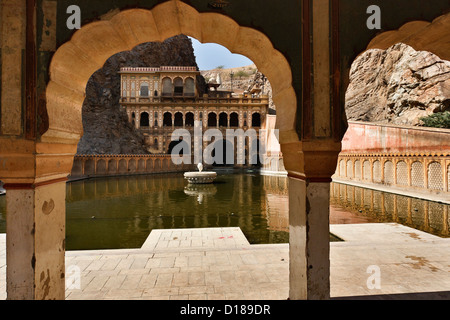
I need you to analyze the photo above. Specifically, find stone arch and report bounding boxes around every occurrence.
[396,161,408,186]
[346,160,353,179]
[108,159,117,175]
[363,160,371,181]
[339,159,345,178]
[163,112,173,127]
[219,112,228,127]
[411,161,424,188]
[147,159,154,172]
[271,158,278,171]
[138,159,145,172]
[128,159,137,173]
[173,77,184,96]
[44,3,296,167]
[366,13,450,61]
[184,77,195,96]
[140,112,150,127]
[97,159,107,175]
[84,159,95,176]
[71,159,83,177]
[230,112,239,127]
[118,159,128,174]
[208,112,217,128]
[252,112,262,127]
[162,158,169,171]
[185,112,195,127]
[354,160,361,180]
[373,160,381,183]
[384,161,394,185]
[174,112,184,127]
[154,159,161,171]
[428,162,444,191]
[162,77,173,96]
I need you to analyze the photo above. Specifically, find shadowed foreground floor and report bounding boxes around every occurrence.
[1,224,449,300]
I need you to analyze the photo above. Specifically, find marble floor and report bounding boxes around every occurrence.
[1,223,450,300]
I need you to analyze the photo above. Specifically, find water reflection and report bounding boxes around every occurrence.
[184,184,218,204]
[65,173,290,250]
[330,183,450,238]
[1,178,446,251]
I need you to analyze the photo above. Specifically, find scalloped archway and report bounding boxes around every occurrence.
[365,12,450,61]
[43,1,298,169]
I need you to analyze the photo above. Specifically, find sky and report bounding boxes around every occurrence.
[189,37,254,71]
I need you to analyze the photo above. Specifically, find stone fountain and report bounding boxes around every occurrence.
[184,163,217,184]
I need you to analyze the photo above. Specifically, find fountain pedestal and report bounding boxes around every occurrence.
[184,172,217,184]
[184,163,217,184]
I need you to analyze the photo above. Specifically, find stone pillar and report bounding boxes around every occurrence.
[424,160,429,189]
[135,113,139,129]
[288,176,331,300]
[4,179,66,300]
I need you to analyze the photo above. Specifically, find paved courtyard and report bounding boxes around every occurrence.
[1,223,450,300]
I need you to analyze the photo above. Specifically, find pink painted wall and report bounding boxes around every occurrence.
[342,121,450,154]
[263,115,282,153]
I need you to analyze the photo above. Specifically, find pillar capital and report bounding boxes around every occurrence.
[0,138,77,185]
[281,140,342,181]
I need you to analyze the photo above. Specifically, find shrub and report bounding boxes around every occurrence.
[235,70,249,79]
[420,111,450,129]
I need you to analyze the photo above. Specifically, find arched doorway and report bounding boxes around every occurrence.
[173,77,184,96]
[163,112,173,127]
[174,112,184,127]
[185,112,195,127]
[140,112,150,127]
[185,77,195,97]
[230,112,239,127]
[208,113,217,128]
[252,113,261,128]
[219,112,228,127]
[162,77,173,97]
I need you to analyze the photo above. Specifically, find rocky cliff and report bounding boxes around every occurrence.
[77,35,205,155]
[346,43,450,126]
[201,64,275,111]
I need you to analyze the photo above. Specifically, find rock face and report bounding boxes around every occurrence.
[77,35,205,155]
[201,64,275,111]
[346,43,450,126]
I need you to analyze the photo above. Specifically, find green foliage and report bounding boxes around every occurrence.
[235,70,249,79]
[216,65,225,70]
[420,111,450,129]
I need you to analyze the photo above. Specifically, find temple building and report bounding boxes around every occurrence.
[119,66,271,167]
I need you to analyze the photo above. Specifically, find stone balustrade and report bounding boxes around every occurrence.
[334,153,450,200]
[120,95,269,105]
[70,154,195,179]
